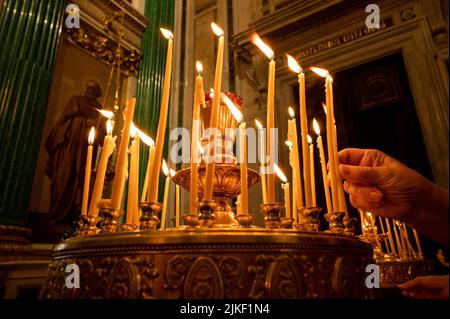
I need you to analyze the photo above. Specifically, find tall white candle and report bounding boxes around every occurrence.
[160,160,170,230]
[81,127,95,215]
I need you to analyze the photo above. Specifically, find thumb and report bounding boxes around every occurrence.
[339,164,384,185]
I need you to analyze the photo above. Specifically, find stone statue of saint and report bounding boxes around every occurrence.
[45,80,107,224]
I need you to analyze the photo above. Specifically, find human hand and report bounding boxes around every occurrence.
[337,148,432,223]
[398,275,449,299]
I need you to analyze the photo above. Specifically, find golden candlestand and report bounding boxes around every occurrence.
[40,229,375,299]
[172,93,260,228]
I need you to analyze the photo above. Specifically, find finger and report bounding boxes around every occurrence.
[398,276,427,290]
[339,164,385,184]
[343,181,383,202]
[337,148,366,165]
[349,194,384,211]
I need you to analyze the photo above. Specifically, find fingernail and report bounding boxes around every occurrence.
[369,191,382,201]
[340,165,350,175]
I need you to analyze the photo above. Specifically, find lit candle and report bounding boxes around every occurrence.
[204,23,225,201]
[135,129,154,223]
[377,216,391,254]
[88,121,116,216]
[190,61,204,213]
[274,164,289,217]
[412,228,423,256]
[287,107,303,208]
[333,122,348,217]
[236,195,242,215]
[126,124,140,225]
[393,220,405,258]
[384,218,398,256]
[148,28,174,203]
[223,94,247,214]
[313,119,332,214]
[160,160,170,230]
[169,168,180,228]
[311,68,339,212]
[81,127,95,215]
[140,138,155,203]
[110,98,136,209]
[308,134,316,206]
[255,120,267,204]
[287,54,311,206]
[252,33,275,203]
[401,222,415,256]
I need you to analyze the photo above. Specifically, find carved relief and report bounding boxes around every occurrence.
[106,258,140,298]
[184,257,224,299]
[266,256,303,299]
[218,256,245,298]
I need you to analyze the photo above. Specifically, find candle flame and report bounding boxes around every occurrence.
[251,33,274,60]
[209,88,214,98]
[88,127,95,145]
[310,67,329,78]
[136,127,155,147]
[160,28,173,40]
[96,108,114,119]
[169,168,176,178]
[222,94,243,123]
[255,119,263,130]
[286,54,302,74]
[274,164,288,184]
[288,106,295,119]
[313,118,320,135]
[130,122,137,138]
[162,159,169,176]
[211,22,224,37]
[307,134,312,144]
[196,61,203,74]
[285,140,293,148]
[321,103,327,115]
[198,142,205,155]
[106,120,113,135]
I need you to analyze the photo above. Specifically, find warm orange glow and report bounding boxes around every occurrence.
[160,28,173,40]
[313,118,320,135]
[255,119,263,130]
[88,127,95,145]
[321,103,327,115]
[222,94,243,123]
[106,120,113,135]
[286,54,302,74]
[251,33,274,60]
[169,168,176,178]
[130,122,137,139]
[196,61,203,74]
[307,134,313,145]
[162,159,169,176]
[274,164,288,184]
[198,142,205,155]
[288,107,295,119]
[136,127,155,147]
[310,67,329,78]
[96,109,114,119]
[285,140,293,148]
[211,22,224,37]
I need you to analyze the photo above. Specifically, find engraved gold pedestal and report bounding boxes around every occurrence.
[40,229,374,299]
[378,259,434,288]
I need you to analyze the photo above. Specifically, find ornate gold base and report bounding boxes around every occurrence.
[40,229,374,299]
[378,259,434,287]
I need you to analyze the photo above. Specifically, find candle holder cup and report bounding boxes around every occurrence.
[343,217,358,236]
[325,211,345,233]
[197,200,217,228]
[235,214,256,228]
[139,202,162,230]
[99,208,123,233]
[182,214,200,229]
[121,224,139,232]
[298,206,322,232]
[259,203,283,230]
[280,217,295,229]
[79,215,102,235]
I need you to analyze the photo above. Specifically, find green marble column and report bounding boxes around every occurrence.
[135,0,175,202]
[0,0,65,226]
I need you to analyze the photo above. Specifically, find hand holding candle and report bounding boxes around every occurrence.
[81,127,95,216]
